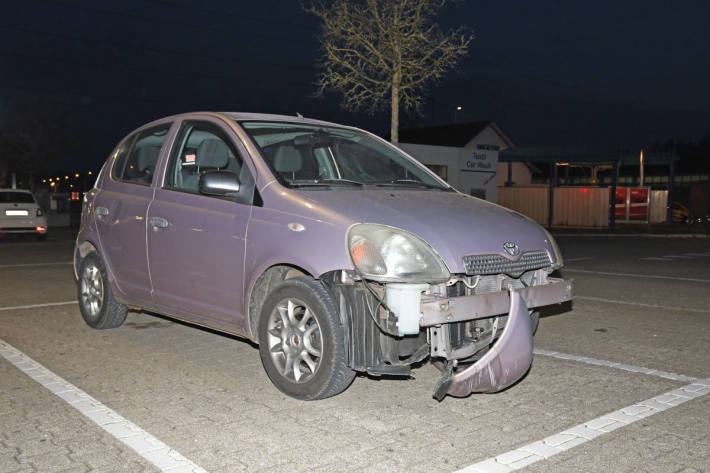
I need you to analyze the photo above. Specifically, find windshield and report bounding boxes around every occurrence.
[239,121,449,190]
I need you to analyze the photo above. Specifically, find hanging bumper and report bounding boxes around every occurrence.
[423,278,573,398]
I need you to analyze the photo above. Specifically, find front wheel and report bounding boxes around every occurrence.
[258,276,355,400]
[77,253,127,329]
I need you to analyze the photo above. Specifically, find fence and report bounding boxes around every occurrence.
[498,187,668,227]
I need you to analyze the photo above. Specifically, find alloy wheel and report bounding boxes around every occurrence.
[80,263,104,318]
[266,298,323,383]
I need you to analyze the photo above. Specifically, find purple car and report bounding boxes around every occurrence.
[74,112,572,400]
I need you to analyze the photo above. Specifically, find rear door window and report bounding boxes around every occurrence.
[112,123,171,186]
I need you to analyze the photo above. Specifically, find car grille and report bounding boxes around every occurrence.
[463,250,551,277]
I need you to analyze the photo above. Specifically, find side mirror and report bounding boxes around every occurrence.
[199,170,240,197]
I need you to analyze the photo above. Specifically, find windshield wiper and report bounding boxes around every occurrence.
[371,179,448,190]
[289,178,364,188]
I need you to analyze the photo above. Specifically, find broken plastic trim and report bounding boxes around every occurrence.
[438,290,534,399]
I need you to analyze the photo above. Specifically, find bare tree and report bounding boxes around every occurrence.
[306,0,472,144]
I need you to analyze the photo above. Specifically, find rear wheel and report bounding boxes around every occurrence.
[258,276,355,400]
[77,253,127,329]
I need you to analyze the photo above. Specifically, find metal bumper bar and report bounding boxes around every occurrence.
[447,290,534,396]
[420,277,573,327]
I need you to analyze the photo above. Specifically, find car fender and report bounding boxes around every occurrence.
[243,212,352,340]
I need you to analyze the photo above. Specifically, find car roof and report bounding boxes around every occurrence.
[139,112,359,132]
[222,112,349,128]
[0,188,33,194]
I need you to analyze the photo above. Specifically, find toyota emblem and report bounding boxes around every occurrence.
[503,242,520,257]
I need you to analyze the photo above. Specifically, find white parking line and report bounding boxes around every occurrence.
[456,350,702,472]
[574,295,710,314]
[641,253,710,262]
[454,378,710,472]
[0,301,78,312]
[564,268,710,283]
[0,338,210,473]
[0,261,73,268]
[534,348,698,382]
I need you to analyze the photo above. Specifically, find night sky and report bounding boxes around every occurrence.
[2,0,709,172]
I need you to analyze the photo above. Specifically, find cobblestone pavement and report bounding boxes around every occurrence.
[0,233,709,472]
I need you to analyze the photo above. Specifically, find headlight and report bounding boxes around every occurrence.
[543,228,564,269]
[347,224,450,283]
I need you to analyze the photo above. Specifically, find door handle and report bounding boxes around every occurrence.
[150,216,169,228]
[95,206,109,216]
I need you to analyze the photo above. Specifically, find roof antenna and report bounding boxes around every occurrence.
[296,112,304,118]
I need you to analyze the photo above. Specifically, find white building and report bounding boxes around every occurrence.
[398,121,532,202]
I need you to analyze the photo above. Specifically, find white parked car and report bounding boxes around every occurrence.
[0,189,48,240]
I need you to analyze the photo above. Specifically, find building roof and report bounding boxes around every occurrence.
[500,147,677,165]
[399,121,515,148]
[499,148,617,164]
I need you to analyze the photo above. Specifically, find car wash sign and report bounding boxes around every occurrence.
[459,149,498,173]
[457,148,499,202]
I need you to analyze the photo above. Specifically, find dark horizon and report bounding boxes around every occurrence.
[2,0,709,173]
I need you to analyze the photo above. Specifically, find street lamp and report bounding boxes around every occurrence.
[454,106,462,123]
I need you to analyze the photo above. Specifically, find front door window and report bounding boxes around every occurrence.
[164,121,255,204]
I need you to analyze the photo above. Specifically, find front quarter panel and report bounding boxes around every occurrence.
[244,206,352,335]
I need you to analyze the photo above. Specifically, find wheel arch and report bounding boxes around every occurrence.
[74,240,124,303]
[74,240,99,280]
[247,263,312,341]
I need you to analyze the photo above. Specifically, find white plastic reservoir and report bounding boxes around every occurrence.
[385,283,429,335]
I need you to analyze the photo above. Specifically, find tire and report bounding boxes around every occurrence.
[258,276,355,400]
[36,233,47,241]
[77,252,128,329]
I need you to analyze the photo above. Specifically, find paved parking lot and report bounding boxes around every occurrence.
[1,231,709,473]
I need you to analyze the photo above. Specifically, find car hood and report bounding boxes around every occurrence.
[269,187,556,275]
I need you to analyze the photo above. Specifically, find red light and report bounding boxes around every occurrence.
[35,226,47,233]
[581,188,589,193]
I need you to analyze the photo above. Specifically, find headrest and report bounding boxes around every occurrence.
[273,145,302,173]
[196,139,230,169]
[136,146,160,172]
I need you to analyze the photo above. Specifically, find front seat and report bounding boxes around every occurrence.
[184,138,231,192]
[272,145,303,180]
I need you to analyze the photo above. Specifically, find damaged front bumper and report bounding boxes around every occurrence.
[423,277,573,398]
